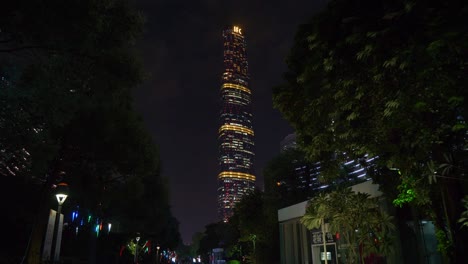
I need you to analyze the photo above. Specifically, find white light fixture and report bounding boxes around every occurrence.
[55,182,69,205]
[50,182,69,262]
[56,193,68,205]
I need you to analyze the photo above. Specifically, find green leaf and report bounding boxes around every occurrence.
[346,112,358,121]
[383,57,398,68]
[448,96,464,107]
[426,40,445,55]
[452,123,467,132]
[356,45,374,61]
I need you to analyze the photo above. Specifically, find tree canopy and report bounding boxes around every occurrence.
[263,149,314,207]
[302,188,395,263]
[273,0,468,261]
[1,0,144,182]
[1,0,181,261]
[274,0,467,179]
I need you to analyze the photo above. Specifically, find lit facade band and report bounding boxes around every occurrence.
[219,124,254,136]
[217,25,255,222]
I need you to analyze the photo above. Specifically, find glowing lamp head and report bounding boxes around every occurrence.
[157,245,160,250]
[55,183,69,205]
[56,194,67,205]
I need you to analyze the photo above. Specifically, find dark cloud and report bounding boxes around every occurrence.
[133,0,327,243]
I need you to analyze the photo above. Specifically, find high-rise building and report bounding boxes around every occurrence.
[280,133,297,152]
[217,25,255,222]
[278,133,375,200]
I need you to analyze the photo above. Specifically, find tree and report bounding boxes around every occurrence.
[1,0,144,182]
[197,189,280,264]
[198,222,238,262]
[1,0,181,261]
[301,188,395,263]
[263,149,315,207]
[459,196,468,229]
[189,232,204,258]
[229,189,281,264]
[274,0,468,261]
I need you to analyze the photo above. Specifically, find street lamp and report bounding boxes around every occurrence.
[321,219,329,264]
[50,183,69,263]
[156,245,160,264]
[134,234,141,264]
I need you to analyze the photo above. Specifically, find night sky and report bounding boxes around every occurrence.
[132,0,327,243]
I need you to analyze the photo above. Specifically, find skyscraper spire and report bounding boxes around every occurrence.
[217,25,255,222]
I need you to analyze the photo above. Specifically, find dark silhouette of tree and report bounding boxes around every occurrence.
[264,149,316,208]
[0,0,181,262]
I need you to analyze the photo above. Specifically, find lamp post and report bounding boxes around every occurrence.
[156,245,160,264]
[134,234,141,264]
[321,219,328,264]
[50,183,68,263]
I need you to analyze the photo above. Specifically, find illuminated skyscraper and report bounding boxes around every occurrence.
[217,26,255,222]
